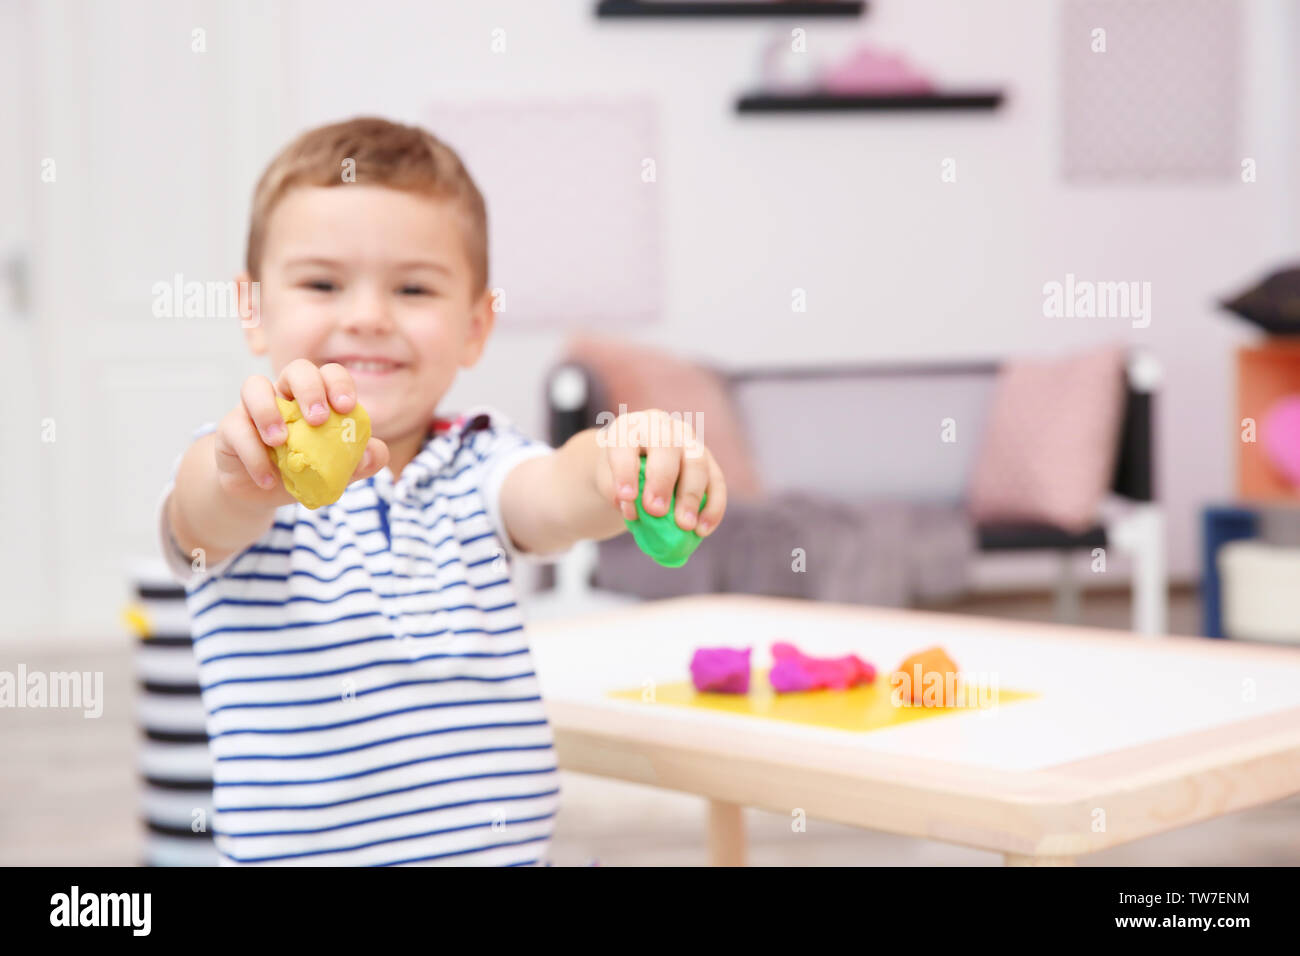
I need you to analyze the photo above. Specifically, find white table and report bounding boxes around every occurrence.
[527,595,1300,865]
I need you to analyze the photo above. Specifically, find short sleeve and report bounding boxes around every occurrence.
[465,405,572,565]
[157,422,240,587]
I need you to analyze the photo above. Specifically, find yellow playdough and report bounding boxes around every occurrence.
[266,396,371,509]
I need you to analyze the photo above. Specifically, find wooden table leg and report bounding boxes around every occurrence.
[1004,853,1077,866]
[707,800,747,867]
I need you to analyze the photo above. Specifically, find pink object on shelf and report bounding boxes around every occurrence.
[1262,395,1300,488]
[768,642,876,693]
[818,46,936,96]
[690,647,752,694]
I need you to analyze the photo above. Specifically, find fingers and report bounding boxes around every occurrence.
[318,363,357,414]
[350,437,390,482]
[223,363,375,507]
[642,439,683,519]
[221,407,281,490]
[606,439,642,522]
[695,453,727,536]
[609,410,717,529]
[672,448,712,531]
[277,359,331,425]
[241,376,286,447]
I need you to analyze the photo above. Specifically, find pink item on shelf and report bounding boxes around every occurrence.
[768,642,876,693]
[690,647,752,694]
[818,46,936,96]
[1262,396,1300,488]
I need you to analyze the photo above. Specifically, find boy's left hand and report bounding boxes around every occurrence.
[595,408,727,536]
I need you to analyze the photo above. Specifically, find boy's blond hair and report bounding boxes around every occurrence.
[246,116,488,292]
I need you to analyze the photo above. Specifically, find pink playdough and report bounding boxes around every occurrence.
[690,647,752,694]
[769,642,876,693]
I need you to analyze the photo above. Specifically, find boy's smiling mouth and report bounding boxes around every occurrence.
[325,355,409,377]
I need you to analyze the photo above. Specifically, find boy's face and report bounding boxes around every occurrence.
[242,185,493,442]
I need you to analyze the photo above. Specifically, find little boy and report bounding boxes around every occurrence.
[159,117,727,865]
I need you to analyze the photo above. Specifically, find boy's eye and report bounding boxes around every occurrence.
[400,285,431,296]
[304,280,337,292]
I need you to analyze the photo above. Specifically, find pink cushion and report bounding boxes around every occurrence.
[1261,395,1300,489]
[968,346,1127,532]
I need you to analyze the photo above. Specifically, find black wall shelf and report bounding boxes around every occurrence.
[597,1,866,18]
[736,90,1005,113]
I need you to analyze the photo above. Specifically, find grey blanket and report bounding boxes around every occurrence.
[594,494,974,607]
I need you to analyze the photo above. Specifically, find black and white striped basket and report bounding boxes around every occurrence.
[129,559,218,866]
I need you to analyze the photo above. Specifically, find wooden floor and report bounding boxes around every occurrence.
[3,589,1297,866]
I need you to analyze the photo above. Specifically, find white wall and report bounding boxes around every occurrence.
[269,0,1298,581]
[14,0,1298,646]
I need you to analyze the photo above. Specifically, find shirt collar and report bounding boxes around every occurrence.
[378,409,495,499]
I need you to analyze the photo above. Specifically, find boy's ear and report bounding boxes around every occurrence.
[459,285,497,369]
[237,271,267,354]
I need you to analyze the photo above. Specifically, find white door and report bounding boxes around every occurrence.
[21,0,287,645]
[0,0,48,646]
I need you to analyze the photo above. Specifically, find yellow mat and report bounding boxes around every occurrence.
[609,670,1037,733]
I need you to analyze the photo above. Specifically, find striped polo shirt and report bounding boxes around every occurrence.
[157,406,564,866]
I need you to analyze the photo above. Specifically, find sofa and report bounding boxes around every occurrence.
[541,351,1167,635]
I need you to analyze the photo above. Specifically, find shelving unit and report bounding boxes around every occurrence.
[736,90,1005,113]
[596,1,866,18]
[594,2,1004,115]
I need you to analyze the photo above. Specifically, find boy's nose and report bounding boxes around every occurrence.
[343,286,394,333]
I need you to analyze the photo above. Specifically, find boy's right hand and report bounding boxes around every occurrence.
[214,359,390,507]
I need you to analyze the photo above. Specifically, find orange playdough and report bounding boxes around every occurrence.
[893,646,960,707]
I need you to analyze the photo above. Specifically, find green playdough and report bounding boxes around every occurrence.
[625,457,707,568]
